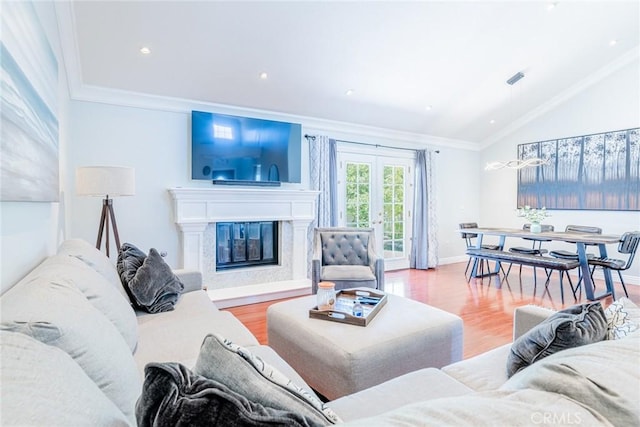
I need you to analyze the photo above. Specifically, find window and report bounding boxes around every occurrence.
[213,124,233,140]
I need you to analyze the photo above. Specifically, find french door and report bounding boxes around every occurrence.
[337,149,414,270]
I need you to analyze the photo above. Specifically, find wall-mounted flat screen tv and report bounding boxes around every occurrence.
[191,110,302,186]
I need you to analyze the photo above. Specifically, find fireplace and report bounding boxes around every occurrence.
[169,187,319,307]
[216,221,278,270]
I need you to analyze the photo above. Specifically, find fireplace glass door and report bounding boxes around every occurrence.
[216,221,278,270]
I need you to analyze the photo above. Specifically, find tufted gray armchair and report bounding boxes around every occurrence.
[311,227,384,294]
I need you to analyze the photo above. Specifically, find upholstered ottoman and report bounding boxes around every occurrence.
[267,291,463,400]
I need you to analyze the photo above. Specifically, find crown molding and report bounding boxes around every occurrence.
[70,83,480,152]
[481,47,640,149]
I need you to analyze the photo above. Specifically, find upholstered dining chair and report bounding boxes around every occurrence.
[311,227,384,294]
[588,231,640,300]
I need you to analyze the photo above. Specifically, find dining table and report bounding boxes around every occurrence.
[462,227,622,301]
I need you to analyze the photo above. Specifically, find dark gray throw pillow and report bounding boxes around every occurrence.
[127,248,184,313]
[507,302,607,377]
[136,363,325,427]
[193,334,341,425]
[117,243,147,303]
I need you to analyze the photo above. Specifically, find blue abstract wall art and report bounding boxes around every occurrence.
[1,1,59,202]
[517,128,640,211]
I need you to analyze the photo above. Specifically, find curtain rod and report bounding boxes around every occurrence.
[304,134,439,153]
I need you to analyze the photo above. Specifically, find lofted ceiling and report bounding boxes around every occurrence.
[64,1,639,146]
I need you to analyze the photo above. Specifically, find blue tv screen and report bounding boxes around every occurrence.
[191,110,302,184]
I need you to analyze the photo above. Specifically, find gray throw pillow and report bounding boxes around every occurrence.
[193,334,341,425]
[127,248,184,313]
[117,242,147,291]
[507,302,607,377]
[137,363,327,427]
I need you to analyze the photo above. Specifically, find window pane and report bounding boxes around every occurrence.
[394,184,404,202]
[394,204,403,221]
[394,222,404,240]
[346,162,372,227]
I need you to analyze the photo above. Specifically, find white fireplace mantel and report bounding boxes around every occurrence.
[168,187,319,306]
[169,187,318,224]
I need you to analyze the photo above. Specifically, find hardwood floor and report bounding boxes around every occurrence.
[225,262,639,359]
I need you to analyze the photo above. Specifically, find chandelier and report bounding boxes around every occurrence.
[484,158,549,171]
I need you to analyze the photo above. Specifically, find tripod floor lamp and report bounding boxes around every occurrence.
[76,166,135,257]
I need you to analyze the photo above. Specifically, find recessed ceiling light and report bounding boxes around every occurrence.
[259,72,268,80]
[345,89,354,96]
[140,46,151,55]
[426,105,433,111]
[547,2,558,11]
[609,39,618,46]
[490,119,496,125]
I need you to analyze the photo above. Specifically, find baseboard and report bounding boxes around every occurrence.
[208,279,312,308]
[438,255,468,265]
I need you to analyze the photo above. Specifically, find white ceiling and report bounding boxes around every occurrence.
[66,1,639,145]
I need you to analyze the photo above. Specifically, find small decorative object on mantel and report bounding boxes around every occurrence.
[517,205,550,233]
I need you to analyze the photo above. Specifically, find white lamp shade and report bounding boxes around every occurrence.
[76,166,135,197]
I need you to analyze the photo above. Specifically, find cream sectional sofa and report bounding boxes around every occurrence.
[1,239,312,426]
[1,238,638,426]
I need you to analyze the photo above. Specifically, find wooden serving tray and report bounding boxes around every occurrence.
[309,288,387,327]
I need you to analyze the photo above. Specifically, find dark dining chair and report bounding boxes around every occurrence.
[549,224,602,298]
[459,222,501,279]
[587,231,640,300]
[505,224,554,285]
[549,225,602,259]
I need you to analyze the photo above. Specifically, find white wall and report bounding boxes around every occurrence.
[0,2,69,293]
[65,100,479,269]
[434,147,482,264]
[66,103,190,267]
[480,58,640,282]
[65,101,321,268]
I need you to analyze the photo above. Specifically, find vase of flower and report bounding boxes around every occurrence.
[517,206,550,233]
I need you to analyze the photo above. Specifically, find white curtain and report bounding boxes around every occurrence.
[307,135,337,275]
[410,149,438,269]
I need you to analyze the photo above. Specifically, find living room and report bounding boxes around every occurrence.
[2,1,639,295]
[1,1,640,425]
